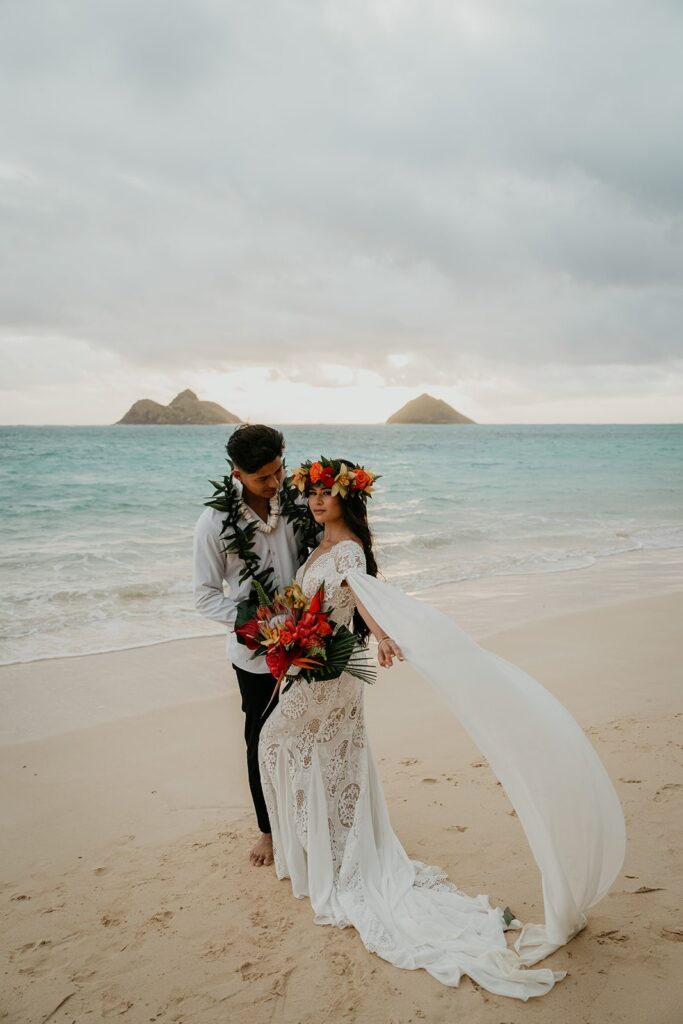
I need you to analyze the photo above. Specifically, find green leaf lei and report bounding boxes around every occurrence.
[204,458,319,600]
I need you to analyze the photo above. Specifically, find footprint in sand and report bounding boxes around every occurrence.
[444,825,468,832]
[103,998,134,1016]
[21,941,37,952]
[654,783,682,802]
[421,778,438,784]
[400,758,419,766]
[146,910,174,930]
[328,950,357,977]
[15,936,79,979]
[661,927,683,943]
[594,930,630,944]
[238,960,264,981]
[70,967,97,983]
[100,913,124,928]
[93,866,110,876]
[201,941,234,960]
[620,778,642,784]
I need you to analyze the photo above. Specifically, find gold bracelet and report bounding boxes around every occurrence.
[378,635,391,646]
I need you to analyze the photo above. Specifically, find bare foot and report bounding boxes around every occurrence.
[250,832,274,867]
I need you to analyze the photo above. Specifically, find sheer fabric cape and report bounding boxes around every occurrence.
[344,569,627,966]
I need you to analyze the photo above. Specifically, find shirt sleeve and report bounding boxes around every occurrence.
[192,510,240,625]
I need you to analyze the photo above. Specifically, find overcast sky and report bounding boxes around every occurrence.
[1,0,682,424]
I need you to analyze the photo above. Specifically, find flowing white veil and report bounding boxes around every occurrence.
[345,569,626,965]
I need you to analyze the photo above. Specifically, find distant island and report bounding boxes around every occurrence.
[116,389,241,425]
[387,393,475,424]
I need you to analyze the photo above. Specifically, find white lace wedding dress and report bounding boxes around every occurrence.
[257,539,628,1000]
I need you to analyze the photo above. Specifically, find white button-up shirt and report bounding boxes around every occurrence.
[192,490,303,673]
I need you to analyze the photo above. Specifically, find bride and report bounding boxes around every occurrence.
[256,457,626,1001]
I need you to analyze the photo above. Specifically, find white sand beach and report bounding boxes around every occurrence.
[1,555,682,1024]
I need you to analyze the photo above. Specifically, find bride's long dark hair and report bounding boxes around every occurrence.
[307,458,378,645]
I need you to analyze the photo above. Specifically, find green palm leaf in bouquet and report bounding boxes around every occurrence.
[311,625,377,685]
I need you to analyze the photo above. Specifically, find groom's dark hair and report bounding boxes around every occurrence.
[226,424,285,472]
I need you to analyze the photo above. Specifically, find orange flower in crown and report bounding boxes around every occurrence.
[308,461,324,484]
[289,457,380,500]
[351,468,372,492]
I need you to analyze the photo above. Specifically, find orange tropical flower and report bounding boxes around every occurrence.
[352,468,374,492]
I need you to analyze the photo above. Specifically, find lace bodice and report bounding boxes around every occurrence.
[295,539,365,628]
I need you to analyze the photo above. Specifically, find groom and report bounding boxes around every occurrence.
[193,424,306,867]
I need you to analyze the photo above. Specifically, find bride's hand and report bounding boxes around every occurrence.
[377,636,404,668]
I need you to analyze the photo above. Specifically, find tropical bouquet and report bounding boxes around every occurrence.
[234,580,376,711]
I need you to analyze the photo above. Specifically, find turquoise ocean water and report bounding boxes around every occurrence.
[1,424,681,664]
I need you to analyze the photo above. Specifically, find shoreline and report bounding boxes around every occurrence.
[419,545,683,636]
[2,544,681,672]
[1,547,681,749]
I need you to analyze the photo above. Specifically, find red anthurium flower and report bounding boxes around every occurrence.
[234,619,262,650]
[266,646,294,680]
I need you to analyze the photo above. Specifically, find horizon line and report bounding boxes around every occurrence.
[1,421,682,428]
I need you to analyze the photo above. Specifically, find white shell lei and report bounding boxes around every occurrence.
[238,494,281,533]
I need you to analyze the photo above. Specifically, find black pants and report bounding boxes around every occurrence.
[233,664,279,834]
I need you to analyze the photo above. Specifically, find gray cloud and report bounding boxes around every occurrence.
[1,0,683,390]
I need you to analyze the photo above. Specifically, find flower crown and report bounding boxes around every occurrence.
[289,458,379,500]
